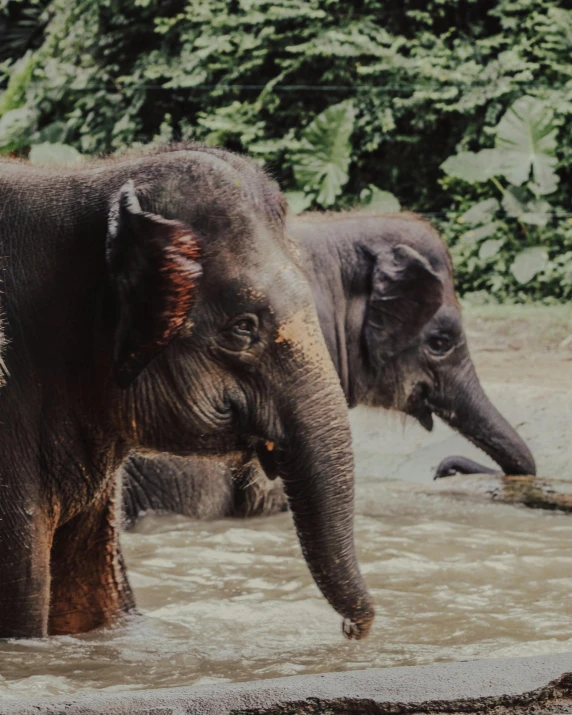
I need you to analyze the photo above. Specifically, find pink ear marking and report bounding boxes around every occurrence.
[154,227,202,348]
[108,184,204,386]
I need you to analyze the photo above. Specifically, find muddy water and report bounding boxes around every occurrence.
[1,369,572,700]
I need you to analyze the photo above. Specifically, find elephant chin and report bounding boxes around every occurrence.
[412,407,434,432]
[404,387,434,431]
[255,442,285,481]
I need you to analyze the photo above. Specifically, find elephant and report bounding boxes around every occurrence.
[0,144,375,640]
[0,317,6,387]
[121,212,535,524]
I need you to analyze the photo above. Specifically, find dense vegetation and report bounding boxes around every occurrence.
[2,0,572,301]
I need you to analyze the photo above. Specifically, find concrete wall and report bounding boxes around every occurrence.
[4,653,572,715]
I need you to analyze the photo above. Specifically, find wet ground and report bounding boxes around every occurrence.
[2,305,572,701]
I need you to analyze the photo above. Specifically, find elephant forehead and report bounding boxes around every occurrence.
[275,306,334,372]
[245,262,305,299]
[439,270,460,307]
[206,254,310,313]
[429,304,463,330]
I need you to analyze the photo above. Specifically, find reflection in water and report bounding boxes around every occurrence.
[1,396,572,700]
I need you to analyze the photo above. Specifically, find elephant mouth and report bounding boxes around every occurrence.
[254,440,285,480]
[404,384,434,432]
[409,404,434,432]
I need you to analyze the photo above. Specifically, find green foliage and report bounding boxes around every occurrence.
[0,0,50,63]
[440,96,559,194]
[510,247,549,285]
[285,190,313,216]
[495,96,558,194]
[441,150,504,184]
[360,185,401,214]
[438,191,572,303]
[2,0,572,300]
[0,50,36,115]
[440,94,572,301]
[290,101,354,208]
[286,101,399,211]
[29,141,83,166]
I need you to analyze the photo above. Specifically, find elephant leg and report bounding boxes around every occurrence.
[0,507,53,638]
[49,483,135,635]
[122,453,239,525]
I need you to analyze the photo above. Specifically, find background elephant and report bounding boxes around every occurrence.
[122,212,535,524]
[0,145,374,640]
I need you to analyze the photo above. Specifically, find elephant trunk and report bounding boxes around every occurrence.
[431,359,536,476]
[268,375,374,640]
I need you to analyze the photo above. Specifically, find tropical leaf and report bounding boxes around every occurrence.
[459,198,500,225]
[292,101,355,207]
[495,96,559,195]
[479,238,505,260]
[284,190,313,216]
[502,187,551,226]
[501,186,529,218]
[440,149,504,183]
[459,222,500,247]
[510,247,549,284]
[29,142,83,166]
[360,184,400,213]
[521,200,552,226]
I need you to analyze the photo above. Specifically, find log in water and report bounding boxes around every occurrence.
[429,474,572,512]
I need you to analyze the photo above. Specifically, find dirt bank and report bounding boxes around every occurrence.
[464,304,572,387]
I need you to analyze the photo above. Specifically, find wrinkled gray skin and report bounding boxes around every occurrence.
[0,315,6,388]
[122,213,535,525]
[0,147,374,639]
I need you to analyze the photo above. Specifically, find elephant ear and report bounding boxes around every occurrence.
[366,243,443,357]
[106,180,202,388]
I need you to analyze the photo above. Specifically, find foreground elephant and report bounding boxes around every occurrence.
[0,317,6,387]
[122,212,535,523]
[0,146,374,639]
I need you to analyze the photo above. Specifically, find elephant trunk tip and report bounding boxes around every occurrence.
[498,440,536,477]
[510,452,537,477]
[335,586,375,640]
[342,604,375,640]
[435,370,537,480]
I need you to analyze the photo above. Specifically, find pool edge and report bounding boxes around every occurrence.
[4,652,572,714]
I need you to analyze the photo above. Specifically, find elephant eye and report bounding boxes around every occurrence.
[427,334,453,355]
[232,317,257,336]
[219,314,259,353]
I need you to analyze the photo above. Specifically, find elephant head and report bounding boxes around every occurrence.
[293,213,536,478]
[108,148,374,638]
